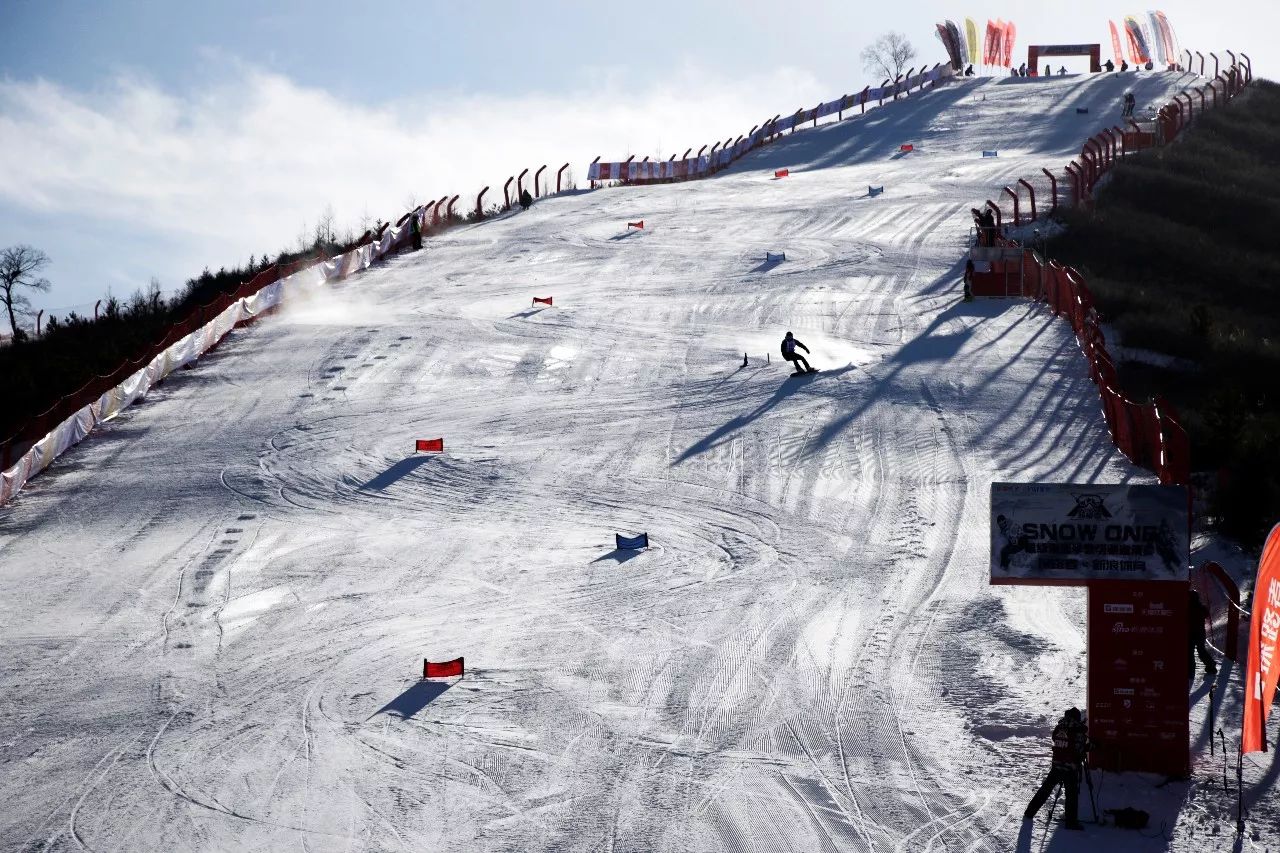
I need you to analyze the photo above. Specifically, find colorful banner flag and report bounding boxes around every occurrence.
[1003,21,1017,68]
[1109,21,1124,65]
[966,18,980,65]
[1243,523,1280,753]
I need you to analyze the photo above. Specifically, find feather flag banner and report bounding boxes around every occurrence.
[966,18,980,65]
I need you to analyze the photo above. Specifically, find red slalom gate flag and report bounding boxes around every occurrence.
[423,657,464,678]
[774,169,790,178]
[627,220,644,229]
[415,438,444,452]
[532,296,553,306]
[1243,523,1280,753]
[900,144,914,152]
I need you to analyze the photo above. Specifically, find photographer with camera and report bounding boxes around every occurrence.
[1023,707,1089,831]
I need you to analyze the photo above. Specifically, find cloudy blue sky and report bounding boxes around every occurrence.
[0,1,1266,320]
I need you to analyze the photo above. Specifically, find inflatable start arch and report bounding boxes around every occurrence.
[1028,44,1102,74]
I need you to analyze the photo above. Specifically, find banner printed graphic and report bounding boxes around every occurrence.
[1243,523,1280,753]
[990,482,1189,583]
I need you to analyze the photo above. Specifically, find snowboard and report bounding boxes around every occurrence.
[790,369,818,377]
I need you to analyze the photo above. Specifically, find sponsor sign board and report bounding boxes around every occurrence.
[1087,580,1189,775]
[990,482,1188,585]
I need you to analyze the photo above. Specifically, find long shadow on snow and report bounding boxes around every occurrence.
[359,456,432,491]
[807,297,1020,450]
[674,363,858,464]
[592,548,644,565]
[369,679,455,720]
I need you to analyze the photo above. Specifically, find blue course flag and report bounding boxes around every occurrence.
[615,532,649,550]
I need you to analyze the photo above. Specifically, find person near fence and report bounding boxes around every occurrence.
[520,188,534,211]
[1024,707,1088,830]
[964,64,975,77]
[979,209,997,246]
[963,259,975,301]
[1188,589,1218,679]
[409,211,422,251]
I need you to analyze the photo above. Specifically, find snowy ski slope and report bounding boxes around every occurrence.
[2,70,1274,852]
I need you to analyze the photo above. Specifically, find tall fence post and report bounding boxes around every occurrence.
[1209,52,1219,78]
[1003,186,1020,226]
[879,80,889,106]
[860,86,870,113]
[475,186,488,218]
[1041,168,1059,214]
[517,168,529,198]
[1240,53,1252,82]
[892,75,903,100]
[1195,51,1205,76]
[433,196,448,225]
[446,195,459,221]
[904,67,916,96]
[556,162,570,193]
[534,165,547,197]
[1018,178,1037,221]
[503,177,514,210]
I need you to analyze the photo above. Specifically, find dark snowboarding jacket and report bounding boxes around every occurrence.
[781,337,809,358]
[1051,716,1089,768]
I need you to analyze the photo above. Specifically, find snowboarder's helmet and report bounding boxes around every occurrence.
[785,331,793,338]
[1065,707,1082,721]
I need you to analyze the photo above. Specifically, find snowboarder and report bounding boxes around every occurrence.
[780,332,815,375]
[519,188,534,211]
[1018,63,1027,77]
[963,259,975,302]
[1188,590,1218,678]
[964,64,975,77]
[1058,66,1067,75]
[1121,92,1136,117]
[1104,59,1115,73]
[1120,60,1129,72]
[1024,707,1089,830]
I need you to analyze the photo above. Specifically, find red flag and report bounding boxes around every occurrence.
[532,296,553,306]
[415,438,444,452]
[1243,523,1280,753]
[424,657,464,678]
[774,169,789,178]
[627,220,644,229]
[1109,21,1124,66]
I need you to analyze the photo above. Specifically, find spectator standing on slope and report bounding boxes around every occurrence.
[1059,66,1067,75]
[409,211,422,251]
[1104,59,1115,73]
[520,188,534,211]
[1024,708,1089,830]
[780,332,815,375]
[1189,590,1218,679]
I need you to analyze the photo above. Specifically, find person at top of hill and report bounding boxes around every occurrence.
[1018,62,1027,76]
[519,188,534,210]
[1104,59,1115,73]
[1024,707,1089,830]
[1121,60,1129,72]
[780,332,815,375]
[964,64,975,76]
[1044,64,1051,77]
[1059,66,1067,75]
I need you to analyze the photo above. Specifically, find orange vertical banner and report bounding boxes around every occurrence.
[1243,523,1280,753]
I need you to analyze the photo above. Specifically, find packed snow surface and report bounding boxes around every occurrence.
[2,71,1275,851]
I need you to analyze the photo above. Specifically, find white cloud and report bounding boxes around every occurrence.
[0,62,830,306]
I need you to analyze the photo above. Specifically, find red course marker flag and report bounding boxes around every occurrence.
[627,220,644,229]
[532,296,553,306]
[1243,523,1280,753]
[900,144,914,152]
[415,438,444,452]
[774,169,790,178]
[423,657,464,678]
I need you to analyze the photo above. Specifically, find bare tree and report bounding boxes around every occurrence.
[0,245,51,338]
[313,204,336,248]
[861,32,917,82]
